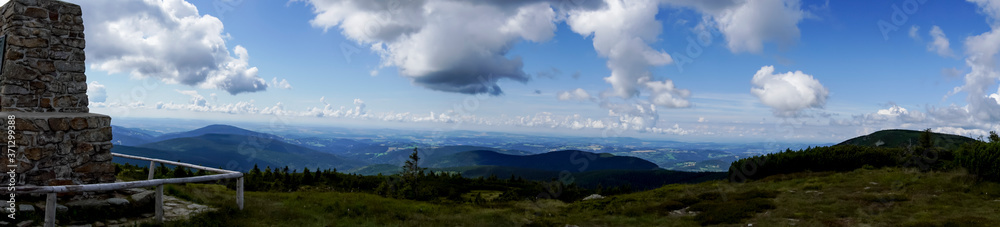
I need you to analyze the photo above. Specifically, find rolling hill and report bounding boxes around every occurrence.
[836,129,976,149]
[153,124,284,142]
[111,125,159,146]
[424,150,660,172]
[114,133,366,172]
[112,145,224,167]
[295,140,535,165]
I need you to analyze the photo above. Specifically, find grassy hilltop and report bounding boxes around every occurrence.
[836,129,976,150]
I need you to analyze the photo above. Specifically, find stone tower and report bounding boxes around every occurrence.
[0,0,114,187]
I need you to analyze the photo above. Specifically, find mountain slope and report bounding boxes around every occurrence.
[295,140,534,165]
[127,133,365,172]
[154,124,283,142]
[425,150,660,172]
[112,145,230,167]
[111,125,159,146]
[836,129,976,149]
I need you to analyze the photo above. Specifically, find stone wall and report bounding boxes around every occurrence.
[3,113,114,186]
[0,0,113,187]
[0,0,87,113]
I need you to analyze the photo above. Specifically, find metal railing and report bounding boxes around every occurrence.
[15,153,244,227]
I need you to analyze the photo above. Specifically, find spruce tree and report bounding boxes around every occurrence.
[263,166,273,182]
[303,167,313,185]
[920,128,934,149]
[401,147,426,199]
[171,165,188,178]
[251,164,261,176]
[403,147,424,179]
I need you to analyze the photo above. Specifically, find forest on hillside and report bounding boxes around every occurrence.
[730,130,1000,183]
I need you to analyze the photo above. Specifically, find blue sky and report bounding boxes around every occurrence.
[32,0,1000,143]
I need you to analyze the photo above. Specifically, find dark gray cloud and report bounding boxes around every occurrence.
[304,0,567,95]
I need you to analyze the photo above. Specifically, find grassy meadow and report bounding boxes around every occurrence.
[146,167,1000,227]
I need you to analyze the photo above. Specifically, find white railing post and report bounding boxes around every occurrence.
[44,193,56,227]
[155,184,164,224]
[237,177,244,210]
[148,160,156,180]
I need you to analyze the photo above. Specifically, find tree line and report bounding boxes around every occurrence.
[729,129,1000,182]
[114,147,642,204]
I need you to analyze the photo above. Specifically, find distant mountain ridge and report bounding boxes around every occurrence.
[836,129,976,149]
[153,124,284,142]
[111,124,706,185]
[108,123,737,191]
[425,150,660,172]
[113,133,365,172]
[111,125,158,146]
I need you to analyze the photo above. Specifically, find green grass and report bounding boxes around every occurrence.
[461,190,504,201]
[152,167,1000,227]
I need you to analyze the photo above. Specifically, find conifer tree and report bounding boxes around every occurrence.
[263,166,273,182]
[303,167,314,185]
[172,165,188,178]
[400,147,426,199]
[920,128,934,149]
[403,147,425,179]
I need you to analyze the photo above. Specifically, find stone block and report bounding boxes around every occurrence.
[30,118,48,131]
[81,126,111,141]
[3,63,39,81]
[73,162,112,173]
[48,117,69,131]
[36,131,62,145]
[23,7,46,19]
[12,117,37,131]
[72,142,92,154]
[91,152,110,162]
[1,84,29,94]
[13,133,32,147]
[23,147,44,160]
[69,116,86,130]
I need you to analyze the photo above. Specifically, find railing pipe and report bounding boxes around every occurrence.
[30,153,246,227]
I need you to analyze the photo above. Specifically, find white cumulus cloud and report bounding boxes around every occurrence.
[669,0,808,53]
[175,90,207,107]
[557,88,593,101]
[909,25,921,41]
[928,26,954,57]
[74,0,267,95]
[270,78,293,90]
[567,0,674,100]
[957,0,1000,123]
[87,81,107,103]
[643,79,691,108]
[750,66,829,117]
